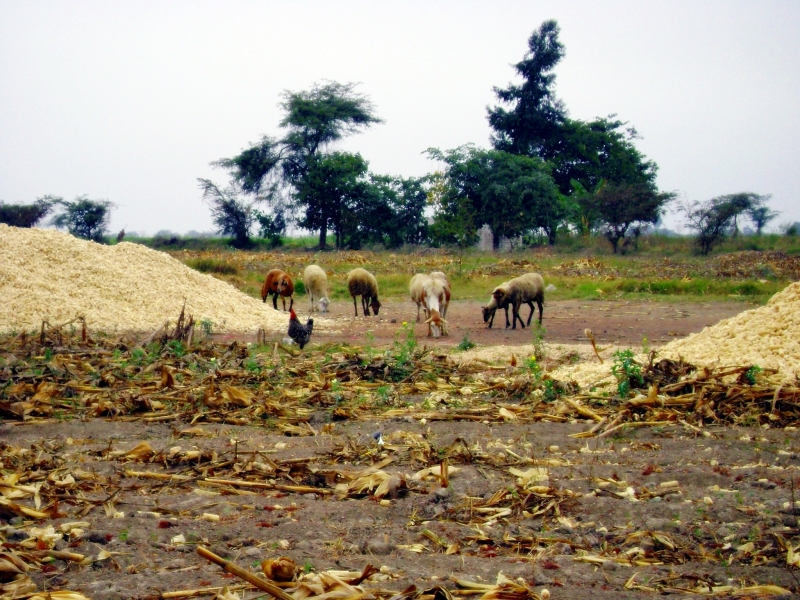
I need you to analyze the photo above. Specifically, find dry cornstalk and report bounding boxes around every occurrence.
[196,546,294,600]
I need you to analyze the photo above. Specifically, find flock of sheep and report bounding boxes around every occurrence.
[260,265,546,339]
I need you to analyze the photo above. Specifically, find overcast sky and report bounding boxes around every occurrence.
[1,1,798,236]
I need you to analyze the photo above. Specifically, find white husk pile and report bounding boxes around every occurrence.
[0,225,325,334]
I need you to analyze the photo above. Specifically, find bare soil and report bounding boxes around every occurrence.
[4,299,799,600]
[238,298,754,349]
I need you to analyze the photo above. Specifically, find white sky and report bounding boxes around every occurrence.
[1,1,798,236]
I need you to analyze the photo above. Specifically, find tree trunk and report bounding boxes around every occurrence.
[318,223,327,249]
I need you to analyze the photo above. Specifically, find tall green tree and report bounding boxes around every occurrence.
[591,183,674,253]
[215,81,382,248]
[51,196,115,242]
[488,21,661,198]
[488,20,566,157]
[294,151,372,250]
[427,145,562,247]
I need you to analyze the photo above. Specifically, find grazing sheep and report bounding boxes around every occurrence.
[409,273,429,322]
[303,265,330,313]
[261,269,295,311]
[482,273,544,329]
[430,271,451,319]
[421,275,448,338]
[347,268,381,317]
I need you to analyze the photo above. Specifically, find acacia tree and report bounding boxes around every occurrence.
[747,196,778,235]
[214,81,382,248]
[198,179,254,248]
[680,192,767,254]
[51,196,115,242]
[0,196,55,228]
[592,183,674,253]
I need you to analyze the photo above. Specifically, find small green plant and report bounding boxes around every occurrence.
[131,347,145,363]
[611,348,644,397]
[119,529,129,542]
[167,340,186,358]
[303,560,314,574]
[526,355,542,380]
[457,333,476,352]
[43,347,54,362]
[641,336,650,355]
[531,323,547,361]
[391,322,417,371]
[744,365,762,385]
[199,318,214,339]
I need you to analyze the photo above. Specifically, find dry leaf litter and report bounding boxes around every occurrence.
[0,225,331,334]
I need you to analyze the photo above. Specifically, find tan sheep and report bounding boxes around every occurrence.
[347,268,381,317]
[303,265,329,313]
[482,273,544,329]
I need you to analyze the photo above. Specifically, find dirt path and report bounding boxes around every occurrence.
[282,299,753,349]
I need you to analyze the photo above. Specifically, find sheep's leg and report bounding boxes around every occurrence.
[504,306,511,329]
[537,298,544,324]
[513,301,525,329]
[288,296,293,312]
[415,302,420,323]
[362,296,370,317]
[352,295,358,317]
[525,301,535,326]
[272,293,278,311]
[487,310,495,328]
[309,292,315,313]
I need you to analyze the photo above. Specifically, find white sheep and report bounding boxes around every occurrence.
[347,268,381,317]
[409,273,429,322]
[408,273,447,338]
[482,273,544,330]
[303,264,330,313]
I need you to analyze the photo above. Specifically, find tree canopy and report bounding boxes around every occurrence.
[51,196,115,242]
[214,81,383,248]
[488,20,660,197]
[427,145,563,247]
[0,196,55,228]
[591,183,675,253]
[680,192,771,254]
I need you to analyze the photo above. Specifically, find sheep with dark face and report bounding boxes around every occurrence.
[261,269,294,311]
[482,273,544,329]
[347,268,381,317]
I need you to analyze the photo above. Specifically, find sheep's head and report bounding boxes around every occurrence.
[482,306,496,323]
[370,297,381,315]
[319,296,329,313]
[492,288,509,305]
[425,310,447,338]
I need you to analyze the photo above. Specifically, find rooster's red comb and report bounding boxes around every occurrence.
[290,309,297,319]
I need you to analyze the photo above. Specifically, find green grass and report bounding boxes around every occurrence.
[185,257,240,276]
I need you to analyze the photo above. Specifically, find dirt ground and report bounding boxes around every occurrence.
[3,299,799,600]
[222,298,754,349]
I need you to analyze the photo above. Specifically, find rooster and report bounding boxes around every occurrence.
[288,309,314,349]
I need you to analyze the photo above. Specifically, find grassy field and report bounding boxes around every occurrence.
[123,232,800,306]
